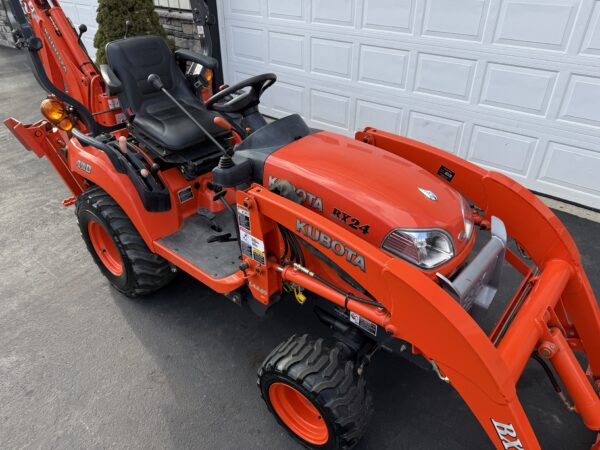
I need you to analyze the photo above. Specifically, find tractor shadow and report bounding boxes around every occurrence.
[111,210,599,449]
[111,268,595,450]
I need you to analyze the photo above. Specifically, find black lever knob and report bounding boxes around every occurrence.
[147,74,164,90]
[124,20,133,38]
[78,24,87,39]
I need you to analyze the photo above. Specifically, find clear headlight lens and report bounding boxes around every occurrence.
[460,195,474,241]
[382,228,455,269]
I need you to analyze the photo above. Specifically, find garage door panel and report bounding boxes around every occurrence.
[468,125,537,177]
[559,74,600,127]
[310,38,353,79]
[268,32,305,70]
[493,0,581,51]
[539,142,600,197]
[480,63,558,116]
[228,0,262,17]
[358,44,408,89]
[355,100,403,134]
[310,89,351,130]
[269,82,306,116]
[311,0,355,28]
[414,53,477,101]
[362,0,414,34]
[229,26,265,62]
[267,0,305,22]
[581,1,600,56]
[407,111,464,155]
[422,0,489,42]
[219,1,600,207]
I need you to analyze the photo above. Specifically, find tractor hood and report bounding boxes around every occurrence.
[263,131,472,272]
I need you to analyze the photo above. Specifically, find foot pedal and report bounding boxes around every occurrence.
[207,232,235,243]
[197,208,221,232]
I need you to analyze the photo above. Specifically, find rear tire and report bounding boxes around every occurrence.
[258,334,373,450]
[76,186,176,297]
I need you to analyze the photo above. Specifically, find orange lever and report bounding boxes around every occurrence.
[214,116,232,130]
[213,117,242,144]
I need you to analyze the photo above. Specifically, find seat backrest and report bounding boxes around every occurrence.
[105,36,196,117]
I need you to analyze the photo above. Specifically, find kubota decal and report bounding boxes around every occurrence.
[491,419,524,450]
[296,219,365,272]
[331,208,370,234]
[269,176,323,212]
[43,27,67,74]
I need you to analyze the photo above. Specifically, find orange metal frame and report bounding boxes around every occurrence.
[5,0,600,448]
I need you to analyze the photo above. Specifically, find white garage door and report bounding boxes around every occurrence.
[60,0,98,60]
[218,0,600,209]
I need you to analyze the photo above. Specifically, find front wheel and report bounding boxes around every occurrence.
[258,335,373,449]
[76,186,176,297]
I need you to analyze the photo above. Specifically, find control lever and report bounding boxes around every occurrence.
[213,117,243,144]
[147,73,232,158]
[124,20,133,39]
[212,189,241,247]
[77,24,87,42]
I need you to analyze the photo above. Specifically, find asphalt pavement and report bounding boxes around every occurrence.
[1,46,599,450]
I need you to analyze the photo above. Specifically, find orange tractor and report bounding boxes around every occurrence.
[5,0,600,448]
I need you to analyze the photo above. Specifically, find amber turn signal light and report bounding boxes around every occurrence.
[202,68,213,82]
[40,98,67,123]
[57,118,73,131]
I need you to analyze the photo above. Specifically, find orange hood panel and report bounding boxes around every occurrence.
[264,131,470,270]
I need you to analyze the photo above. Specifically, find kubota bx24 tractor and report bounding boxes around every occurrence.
[5,0,600,448]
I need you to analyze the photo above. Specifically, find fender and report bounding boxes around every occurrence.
[68,138,180,248]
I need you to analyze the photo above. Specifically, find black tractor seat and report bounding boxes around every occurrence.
[105,36,229,156]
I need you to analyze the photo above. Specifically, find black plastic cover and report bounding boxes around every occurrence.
[212,158,253,188]
[233,114,314,182]
[99,64,122,96]
[72,130,171,212]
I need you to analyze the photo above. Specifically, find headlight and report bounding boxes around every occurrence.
[382,228,455,269]
[460,195,474,241]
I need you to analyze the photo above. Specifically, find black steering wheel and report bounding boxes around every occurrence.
[205,73,277,114]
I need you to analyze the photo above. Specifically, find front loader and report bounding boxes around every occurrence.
[4,0,600,448]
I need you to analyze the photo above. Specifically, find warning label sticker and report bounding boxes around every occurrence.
[108,98,121,109]
[252,247,265,265]
[238,207,250,231]
[349,311,377,336]
[240,228,265,265]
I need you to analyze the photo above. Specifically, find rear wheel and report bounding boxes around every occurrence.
[258,334,373,449]
[76,186,176,297]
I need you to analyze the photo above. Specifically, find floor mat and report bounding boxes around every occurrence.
[158,210,241,278]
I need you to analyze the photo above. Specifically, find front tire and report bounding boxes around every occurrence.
[76,186,175,297]
[258,335,373,450]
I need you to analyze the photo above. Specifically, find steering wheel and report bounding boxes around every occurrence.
[205,73,277,114]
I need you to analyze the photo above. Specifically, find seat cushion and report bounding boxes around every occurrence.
[133,97,226,151]
[106,36,227,152]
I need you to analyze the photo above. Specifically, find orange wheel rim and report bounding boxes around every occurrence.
[269,382,328,445]
[88,221,123,276]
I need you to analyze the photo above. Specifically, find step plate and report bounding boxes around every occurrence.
[158,210,241,279]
